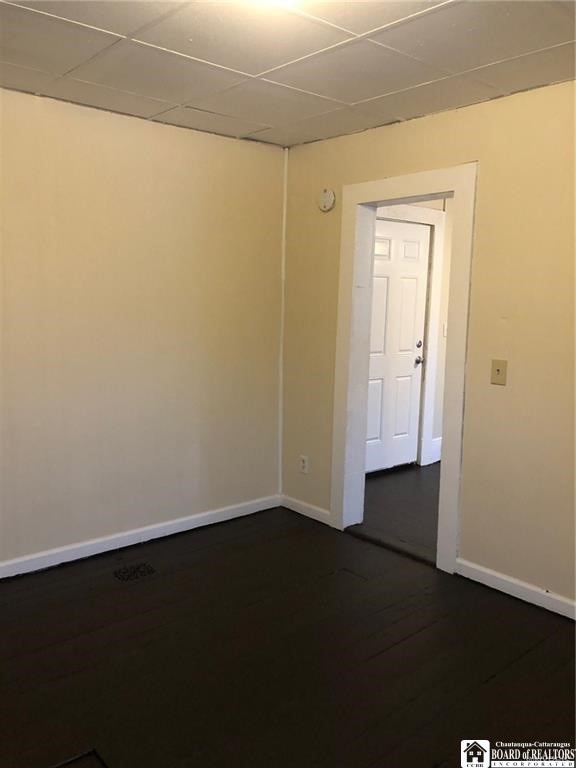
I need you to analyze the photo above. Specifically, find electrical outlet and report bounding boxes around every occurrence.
[490,359,508,386]
[299,455,310,474]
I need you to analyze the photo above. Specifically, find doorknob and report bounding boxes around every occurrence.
[415,356,425,366]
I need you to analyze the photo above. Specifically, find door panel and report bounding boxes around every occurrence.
[398,277,418,352]
[393,376,412,437]
[402,240,420,261]
[370,277,388,353]
[374,236,391,259]
[366,219,431,473]
[366,378,383,441]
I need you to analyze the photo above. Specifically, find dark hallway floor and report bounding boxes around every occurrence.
[0,507,573,768]
[348,462,440,563]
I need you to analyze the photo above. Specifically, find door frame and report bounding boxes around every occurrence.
[330,163,477,573]
[376,204,447,467]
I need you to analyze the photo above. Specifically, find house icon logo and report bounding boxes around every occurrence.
[461,740,490,767]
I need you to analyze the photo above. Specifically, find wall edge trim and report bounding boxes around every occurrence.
[0,495,281,579]
[456,557,575,619]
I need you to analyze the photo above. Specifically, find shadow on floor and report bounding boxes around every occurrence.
[347,462,440,564]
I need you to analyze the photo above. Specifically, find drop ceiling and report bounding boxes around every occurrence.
[0,0,574,147]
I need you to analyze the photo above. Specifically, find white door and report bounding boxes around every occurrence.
[366,219,431,473]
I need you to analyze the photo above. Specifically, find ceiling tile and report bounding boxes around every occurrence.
[189,79,342,127]
[69,41,248,103]
[153,106,267,138]
[249,106,391,147]
[300,1,447,34]
[267,39,448,103]
[0,2,120,74]
[42,77,175,117]
[360,74,498,121]
[136,2,351,76]
[5,1,182,36]
[0,60,57,92]
[3,0,572,146]
[470,43,576,95]
[371,1,576,73]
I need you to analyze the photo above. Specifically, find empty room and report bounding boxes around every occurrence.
[0,1,574,767]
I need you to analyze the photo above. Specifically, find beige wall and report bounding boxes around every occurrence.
[0,89,284,560]
[1,82,574,602]
[283,82,575,599]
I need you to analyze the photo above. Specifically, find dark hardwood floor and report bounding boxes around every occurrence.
[349,463,440,563]
[55,754,107,767]
[0,507,573,768]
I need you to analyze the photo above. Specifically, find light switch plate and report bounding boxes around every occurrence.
[491,359,507,386]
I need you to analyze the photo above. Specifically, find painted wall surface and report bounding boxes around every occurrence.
[283,82,575,599]
[0,89,283,559]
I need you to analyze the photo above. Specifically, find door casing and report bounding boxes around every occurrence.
[330,164,477,574]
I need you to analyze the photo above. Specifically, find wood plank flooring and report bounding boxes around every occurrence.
[349,463,440,563]
[54,754,107,767]
[0,508,573,768]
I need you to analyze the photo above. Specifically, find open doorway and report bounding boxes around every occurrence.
[330,164,477,576]
[348,199,451,563]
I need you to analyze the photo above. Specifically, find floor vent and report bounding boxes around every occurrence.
[113,562,156,582]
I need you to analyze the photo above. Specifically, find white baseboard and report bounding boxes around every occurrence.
[419,437,442,466]
[0,495,281,580]
[280,495,336,527]
[8,496,572,623]
[456,557,575,619]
